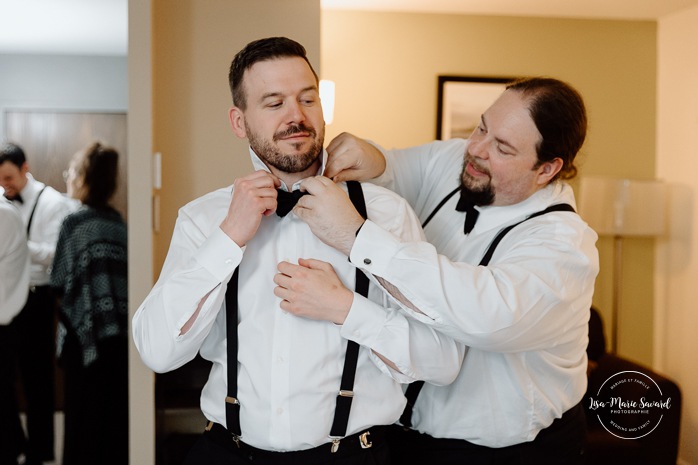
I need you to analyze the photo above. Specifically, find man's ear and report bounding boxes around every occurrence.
[229,107,247,139]
[20,162,30,177]
[536,157,563,185]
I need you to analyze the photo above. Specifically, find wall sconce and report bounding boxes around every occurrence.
[578,177,668,353]
[320,79,335,125]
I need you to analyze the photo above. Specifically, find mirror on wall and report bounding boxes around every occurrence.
[0,2,128,463]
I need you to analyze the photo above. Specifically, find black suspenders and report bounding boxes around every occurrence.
[399,200,576,429]
[421,186,460,229]
[329,181,370,443]
[26,186,47,236]
[224,267,242,440]
[223,181,370,445]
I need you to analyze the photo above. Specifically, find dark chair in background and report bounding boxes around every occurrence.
[584,307,682,465]
[155,354,211,465]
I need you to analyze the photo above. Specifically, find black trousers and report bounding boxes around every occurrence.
[0,325,25,465]
[60,333,129,465]
[184,423,391,465]
[387,402,587,465]
[11,286,56,462]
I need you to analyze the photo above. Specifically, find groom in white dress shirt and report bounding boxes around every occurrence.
[132,36,464,465]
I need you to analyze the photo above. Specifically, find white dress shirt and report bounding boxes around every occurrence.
[350,139,599,447]
[0,200,30,324]
[10,174,75,286]
[132,148,465,452]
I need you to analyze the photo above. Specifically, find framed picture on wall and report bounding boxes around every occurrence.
[436,76,517,140]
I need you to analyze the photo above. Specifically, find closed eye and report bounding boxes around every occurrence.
[495,138,516,155]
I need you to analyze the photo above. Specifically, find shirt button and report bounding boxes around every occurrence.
[225,258,233,265]
[276,407,284,415]
[363,258,372,265]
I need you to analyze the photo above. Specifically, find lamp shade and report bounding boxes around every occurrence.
[578,177,667,237]
[320,79,335,125]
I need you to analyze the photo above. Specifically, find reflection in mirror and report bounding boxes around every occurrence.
[0,3,128,463]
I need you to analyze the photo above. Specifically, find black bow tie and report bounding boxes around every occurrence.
[4,193,23,204]
[455,189,479,234]
[276,189,308,217]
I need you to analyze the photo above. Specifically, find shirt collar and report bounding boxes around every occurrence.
[248,146,328,192]
[473,181,575,233]
[15,173,43,208]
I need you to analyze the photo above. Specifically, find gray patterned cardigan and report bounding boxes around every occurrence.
[51,206,127,367]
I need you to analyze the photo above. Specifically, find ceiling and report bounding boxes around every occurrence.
[0,0,128,56]
[323,0,698,20]
[1,0,697,56]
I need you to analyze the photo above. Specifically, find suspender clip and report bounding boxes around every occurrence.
[338,390,354,397]
[330,438,340,453]
[359,431,372,449]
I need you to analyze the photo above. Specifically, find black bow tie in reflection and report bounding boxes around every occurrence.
[4,193,23,204]
[276,189,308,217]
[455,189,479,234]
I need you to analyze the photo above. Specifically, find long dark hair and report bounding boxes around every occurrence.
[506,77,587,181]
[72,141,119,209]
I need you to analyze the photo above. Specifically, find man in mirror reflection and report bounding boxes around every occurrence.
[0,197,30,465]
[0,142,74,465]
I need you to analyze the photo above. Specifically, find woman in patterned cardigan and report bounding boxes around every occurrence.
[51,142,128,465]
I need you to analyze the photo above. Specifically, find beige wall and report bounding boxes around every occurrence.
[152,0,321,274]
[128,0,153,463]
[322,10,658,365]
[658,5,698,464]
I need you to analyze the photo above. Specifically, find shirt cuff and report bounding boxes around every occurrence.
[340,294,413,382]
[349,219,401,279]
[195,227,243,282]
[340,292,388,346]
[350,220,436,325]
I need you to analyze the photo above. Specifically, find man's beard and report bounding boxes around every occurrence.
[459,153,495,207]
[247,121,324,174]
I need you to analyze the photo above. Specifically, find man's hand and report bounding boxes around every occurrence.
[276,259,406,373]
[325,132,387,182]
[294,176,365,256]
[274,259,354,325]
[220,170,280,247]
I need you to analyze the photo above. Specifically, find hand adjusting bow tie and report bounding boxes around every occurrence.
[276,189,308,217]
[455,189,479,234]
[4,193,23,204]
